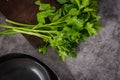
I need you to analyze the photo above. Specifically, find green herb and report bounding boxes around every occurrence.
[0,0,101,61]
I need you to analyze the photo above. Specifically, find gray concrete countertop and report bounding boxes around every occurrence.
[0,0,120,80]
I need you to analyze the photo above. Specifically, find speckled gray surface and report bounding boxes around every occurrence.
[66,0,120,80]
[0,0,120,80]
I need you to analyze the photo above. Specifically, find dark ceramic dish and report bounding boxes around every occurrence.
[0,53,60,80]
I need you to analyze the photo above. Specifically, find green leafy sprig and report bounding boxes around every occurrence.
[0,0,101,61]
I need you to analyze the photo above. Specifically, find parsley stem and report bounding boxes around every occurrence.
[0,30,17,35]
[0,24,52,40]
[33,21,65,29]
[13,29,51,40]
[46,21,65,26]
[75,0,81,9]
[6,19,35,27]
[0,24,58,34]
[0,24,17,29]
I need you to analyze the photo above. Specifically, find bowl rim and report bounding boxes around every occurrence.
[0,53,60,80]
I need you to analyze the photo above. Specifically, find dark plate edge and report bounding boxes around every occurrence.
[0,53,60,80]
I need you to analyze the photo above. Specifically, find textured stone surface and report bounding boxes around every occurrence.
[66,0,120,80]
[0,0,120,80]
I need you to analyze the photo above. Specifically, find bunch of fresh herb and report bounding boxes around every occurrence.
[0,0,101,61]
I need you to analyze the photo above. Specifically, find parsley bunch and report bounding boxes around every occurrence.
[0,0,101,61]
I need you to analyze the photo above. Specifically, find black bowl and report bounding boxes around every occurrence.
[0,53,60,80]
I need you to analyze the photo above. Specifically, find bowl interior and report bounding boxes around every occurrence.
[0,53,60,80]
[0,58,50,80]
